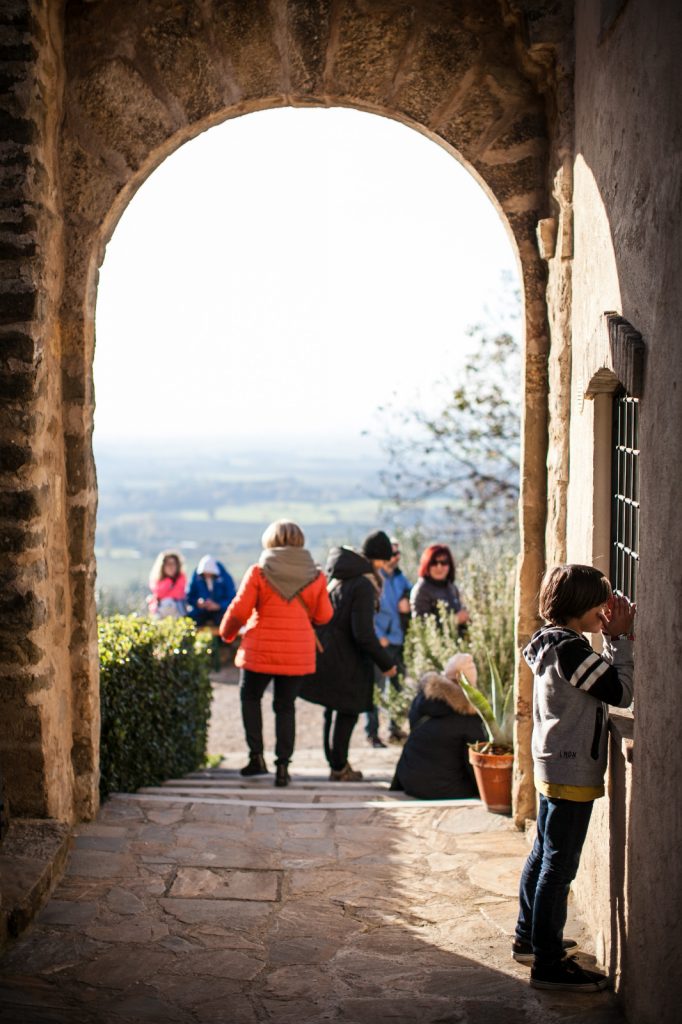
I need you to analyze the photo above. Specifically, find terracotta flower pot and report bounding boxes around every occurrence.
[468,743,514,815]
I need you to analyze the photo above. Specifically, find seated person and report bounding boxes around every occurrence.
[391,665,485,800]
[147,550,187,619]
[186,554,236,629]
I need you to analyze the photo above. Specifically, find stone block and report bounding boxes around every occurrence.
[0,286,36,324]
[139,11,231,123]
[0,483,46,521]
[395,20,481,126]
[72,946,175,989]
[0,328,37,362]
[37,898,98,927]
[64,849,137,879]
[286,0,333,96]
[0,630,43,666]
[0,818,71,945]
[171,947,262,980]
[169,867,280,902]
[0,586,46,628]
[0,524,44,553]
[0,441,31,471]
[210,0,283,100]
[159,896,272,928]
[331,1,414,106]
[73,58,177,171]
[84,914,169,943]
[0,114,36,145]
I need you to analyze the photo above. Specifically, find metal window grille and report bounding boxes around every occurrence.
[610,392,640,600]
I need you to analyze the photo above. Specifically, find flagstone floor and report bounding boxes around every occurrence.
[0,675,624,1023]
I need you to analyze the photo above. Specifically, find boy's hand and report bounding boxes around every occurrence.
[600,594,636,637]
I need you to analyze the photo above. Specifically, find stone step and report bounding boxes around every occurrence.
[0,819,71,951]
[159,777,392,791]
[136,785,402,802]
[110,790,482,810]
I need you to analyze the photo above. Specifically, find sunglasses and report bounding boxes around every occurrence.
[431,559,450,566]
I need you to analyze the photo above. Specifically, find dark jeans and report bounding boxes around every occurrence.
[516,794,594,965]
[240,669,304,766]
[366,642,404,737]
[323,709,359,771]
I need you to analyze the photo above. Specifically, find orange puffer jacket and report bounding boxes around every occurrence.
[219,566,333,676]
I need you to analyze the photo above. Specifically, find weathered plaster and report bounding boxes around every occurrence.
[568,1,682,1019]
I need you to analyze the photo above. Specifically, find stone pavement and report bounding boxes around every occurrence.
[0,677,624,1023]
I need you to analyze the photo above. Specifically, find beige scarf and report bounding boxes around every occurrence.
[259,546,319,601]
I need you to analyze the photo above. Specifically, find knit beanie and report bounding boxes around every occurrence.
[361,530,393,561]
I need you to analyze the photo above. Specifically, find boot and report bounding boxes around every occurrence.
[240,753,268,776]
[275,763,290,787]
[329,762,363,782]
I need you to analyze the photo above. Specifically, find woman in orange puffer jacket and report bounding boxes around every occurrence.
[220,520,333,788]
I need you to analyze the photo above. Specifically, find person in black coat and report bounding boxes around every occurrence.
[391,670,485,799]
[299,532,397,781]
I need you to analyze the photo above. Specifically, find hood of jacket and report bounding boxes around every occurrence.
[326,546,373,581]
[419,671,479,716]
[523,624,581,672]
[258,546,319,601]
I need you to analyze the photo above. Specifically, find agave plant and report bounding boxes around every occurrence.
[449,652,514,751]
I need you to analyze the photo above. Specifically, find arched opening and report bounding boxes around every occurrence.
[93,105,521,609]
[2,0,552,830]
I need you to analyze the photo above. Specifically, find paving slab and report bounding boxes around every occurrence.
[0,683,624,1023]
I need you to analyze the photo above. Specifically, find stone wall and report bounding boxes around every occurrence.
[568,1,682,1020]
[0,0,92,823]
[0,0,548,827]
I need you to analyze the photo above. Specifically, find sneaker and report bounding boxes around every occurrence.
[240,754,269,777]
[367,735,388,748]
[329,763,364,782]
[530,956,610,991]
[512,937,578,964]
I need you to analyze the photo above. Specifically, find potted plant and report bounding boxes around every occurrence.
[446,652,514,815]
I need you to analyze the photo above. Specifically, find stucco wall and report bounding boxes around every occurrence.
[569,2,682,1020]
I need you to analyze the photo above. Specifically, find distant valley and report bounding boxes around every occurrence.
[94,438,395,612]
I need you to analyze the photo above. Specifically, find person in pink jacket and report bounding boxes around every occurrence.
[220,520,333,787]
[147,550,187,619]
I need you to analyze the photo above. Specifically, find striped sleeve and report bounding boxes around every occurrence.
[556,636,624,704]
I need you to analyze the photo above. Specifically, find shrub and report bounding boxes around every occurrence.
[98,615,213,798]
[458,543,516,692]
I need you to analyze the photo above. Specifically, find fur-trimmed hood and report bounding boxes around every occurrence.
[418,671,479,716]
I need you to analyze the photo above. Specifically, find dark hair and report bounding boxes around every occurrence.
[418,544,455,583]
[539,564,612,625]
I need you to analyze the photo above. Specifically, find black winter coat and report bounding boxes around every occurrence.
[393,673,485,800]
[299,547,395,715]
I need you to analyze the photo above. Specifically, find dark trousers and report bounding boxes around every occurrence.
[240,669,304,766]
[365,642,404,737]
[323,708,359,771]
[516,794,594,965]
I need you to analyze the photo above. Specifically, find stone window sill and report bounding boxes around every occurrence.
[609,709,634,764]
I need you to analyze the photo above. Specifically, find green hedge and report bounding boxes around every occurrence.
[98,616,214,798]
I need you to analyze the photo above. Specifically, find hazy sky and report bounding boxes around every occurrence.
[94,106,519,451]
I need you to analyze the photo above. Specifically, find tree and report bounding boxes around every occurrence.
[373,306,521,546]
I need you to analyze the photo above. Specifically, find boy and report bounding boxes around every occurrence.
[513,564,635,991]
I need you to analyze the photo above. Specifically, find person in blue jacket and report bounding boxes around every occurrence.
[186,555,236,628]
[366,538,411,746]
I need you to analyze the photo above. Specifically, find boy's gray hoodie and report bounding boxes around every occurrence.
[523,626,634,788]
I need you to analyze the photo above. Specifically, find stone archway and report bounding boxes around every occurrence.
[2,0,566,827]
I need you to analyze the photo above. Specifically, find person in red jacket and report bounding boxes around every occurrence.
[220,520,333,787]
